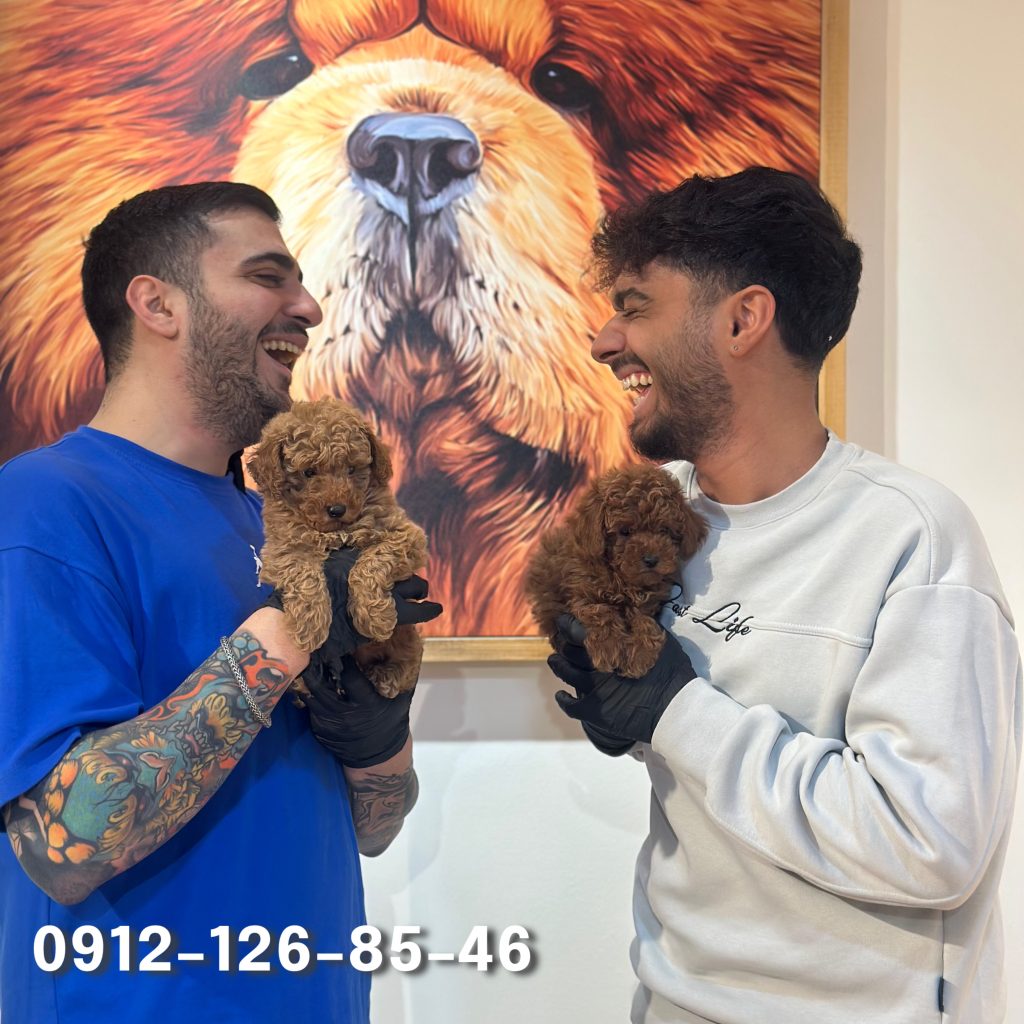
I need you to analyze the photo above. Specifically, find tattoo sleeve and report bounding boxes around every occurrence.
[346,766,419,857]
[1,632,290,905]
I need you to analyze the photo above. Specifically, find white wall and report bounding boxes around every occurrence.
[364,2,1024,1019]
[884,0,1024,1016]
[363,670,650,1023]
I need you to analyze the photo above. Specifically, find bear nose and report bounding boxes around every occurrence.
[347,113,482,224]
[643,554,660,568]
[327,504,347,519]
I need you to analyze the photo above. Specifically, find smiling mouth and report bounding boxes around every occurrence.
[260,338,304,370]
[621,371,653,406]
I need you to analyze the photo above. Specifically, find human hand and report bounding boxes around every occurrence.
[301,657,415,768]
[552,616,636,756]
[549,614,696,745]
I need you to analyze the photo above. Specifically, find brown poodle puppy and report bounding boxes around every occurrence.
[249,397,427,698]
[525,465,706,678]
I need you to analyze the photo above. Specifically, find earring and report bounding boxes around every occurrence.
[731,344,740,352]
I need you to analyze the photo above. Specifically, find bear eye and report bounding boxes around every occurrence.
[240,50,314,101]
[530,61,599,114]
[303,467,317,478]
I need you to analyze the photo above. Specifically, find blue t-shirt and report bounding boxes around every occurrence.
[0,428,369,1023]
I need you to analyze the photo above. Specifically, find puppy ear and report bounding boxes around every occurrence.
[247,436,286,499]
[570,486,609,558]
[366,428,393,486]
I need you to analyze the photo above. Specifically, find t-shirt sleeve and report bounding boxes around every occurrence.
[0,546,145,811]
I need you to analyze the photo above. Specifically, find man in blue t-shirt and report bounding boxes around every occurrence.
[0,182,441,1023]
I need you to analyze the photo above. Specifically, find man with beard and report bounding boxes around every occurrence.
[0,182,440,1023]
[548,168,1021,1024]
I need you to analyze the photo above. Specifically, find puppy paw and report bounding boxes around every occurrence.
[350,595,398,642]
[616,615,667,677]
[362,661,414,699]
[584,632,631,674]
[285,604,330,652]
[616,637,665,678]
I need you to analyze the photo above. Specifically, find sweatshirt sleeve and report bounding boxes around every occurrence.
[651,583,1022,909]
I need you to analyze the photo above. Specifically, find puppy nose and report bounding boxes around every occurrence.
[327,504,347,519]
[347,113,482,224]
[643,554,660,568]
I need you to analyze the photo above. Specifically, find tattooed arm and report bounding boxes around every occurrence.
[1,608,306,906]
[344,738,419,857]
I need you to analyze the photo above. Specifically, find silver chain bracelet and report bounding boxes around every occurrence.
[219,636,272,728]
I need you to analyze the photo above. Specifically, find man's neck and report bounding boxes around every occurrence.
[89,386,234,478]
[693,417,829,506]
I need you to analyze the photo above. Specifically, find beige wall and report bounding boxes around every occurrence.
[364,1,1024,1019]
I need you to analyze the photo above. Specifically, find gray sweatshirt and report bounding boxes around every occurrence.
[631,434,1021,1024]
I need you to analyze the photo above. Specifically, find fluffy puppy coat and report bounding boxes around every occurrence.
[525,464,706,677]
[249,397,427,698]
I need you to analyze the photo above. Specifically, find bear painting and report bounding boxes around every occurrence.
[0,0,821,637]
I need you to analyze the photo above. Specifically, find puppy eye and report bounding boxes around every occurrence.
[530,61,599,114]
[303,467,317,478]
[618,527,632,537]
[347,466,357,476]
[240,50,314,101]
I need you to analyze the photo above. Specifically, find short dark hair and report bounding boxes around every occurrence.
[590,167,863,370]
[82,182,280,380]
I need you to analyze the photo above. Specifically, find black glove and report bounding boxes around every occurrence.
[552,616,636,757]
[388,574,444,629]
[549,615,697,746]
[301,658,414,768]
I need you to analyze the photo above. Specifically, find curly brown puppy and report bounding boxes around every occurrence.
[249,397,427,698]
[525,464,706,677]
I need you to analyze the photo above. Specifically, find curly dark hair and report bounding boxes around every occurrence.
[590,167,862,369]
[82,181,280,381]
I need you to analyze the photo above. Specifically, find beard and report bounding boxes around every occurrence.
[629,308,735,465]
[182,288,292,451]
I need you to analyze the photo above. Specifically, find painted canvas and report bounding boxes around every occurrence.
[0,0,822,639]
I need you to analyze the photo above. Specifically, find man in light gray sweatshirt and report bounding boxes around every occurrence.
[548,167,1021,1024]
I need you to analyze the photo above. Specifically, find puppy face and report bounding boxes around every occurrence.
[574,466,706,587]
[604,510,687,590]
[248,399,390,532]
